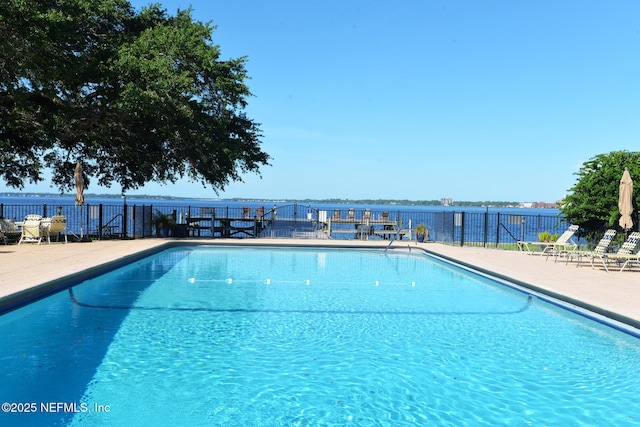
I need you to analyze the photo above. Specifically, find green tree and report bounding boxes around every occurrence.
[0,0,269,193]
[561,151,640,240]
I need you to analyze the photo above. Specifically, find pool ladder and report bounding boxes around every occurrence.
[384,228,412,253]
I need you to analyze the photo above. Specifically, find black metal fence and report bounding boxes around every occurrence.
[428,210,578,247]
[0,202,582,248]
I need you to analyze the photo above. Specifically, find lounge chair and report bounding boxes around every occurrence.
[0,218,21,244]
[517,225,579,256]
[591,231,640,272]
[42,215,68,244]
[563,229,616,266]
[18,214,44,245]
[331,209,341,221]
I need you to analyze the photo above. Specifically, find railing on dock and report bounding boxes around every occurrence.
[0,202,581,248]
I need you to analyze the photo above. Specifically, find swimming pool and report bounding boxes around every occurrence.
[1,246,639,426]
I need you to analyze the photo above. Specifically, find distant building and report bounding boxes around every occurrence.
[520,201,560,209]
[441,197,453,206]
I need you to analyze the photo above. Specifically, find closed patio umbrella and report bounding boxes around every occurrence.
[618,168,633,230]
[74,161,85,206]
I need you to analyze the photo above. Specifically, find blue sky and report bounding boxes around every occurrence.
[7,1,640,202]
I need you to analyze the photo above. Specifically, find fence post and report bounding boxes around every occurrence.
[460,211,465,247]
[122,202,128,239]
[496,212,501,247]
[442,212,445,243]
[98,204,103,240]
[150,204,155,239]
[293,203,298,231]
[483,209,488,248]
[212,210,216,238]
[132,205,136,238]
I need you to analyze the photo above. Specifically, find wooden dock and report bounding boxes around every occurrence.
[324,218,406,240]
[182,207,410,240]
[186,215,267,238]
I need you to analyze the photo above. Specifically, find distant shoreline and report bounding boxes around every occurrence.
[0,192,558,209]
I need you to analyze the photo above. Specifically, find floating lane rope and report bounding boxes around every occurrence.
[68,288,534,315]
[185,278,421,287]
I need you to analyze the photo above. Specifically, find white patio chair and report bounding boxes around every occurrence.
[18,214,43,245]
[565,229,616,266]
[517,225,579,257]
[591,232,640,272]
[42,215,68,244]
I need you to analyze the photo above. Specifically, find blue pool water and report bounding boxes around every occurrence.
[1,246,639,426]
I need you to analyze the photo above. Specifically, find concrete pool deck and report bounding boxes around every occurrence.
[1,238,638,330]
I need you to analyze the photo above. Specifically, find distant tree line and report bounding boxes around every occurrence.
[0,193,526,207]
[282,199,523,207]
